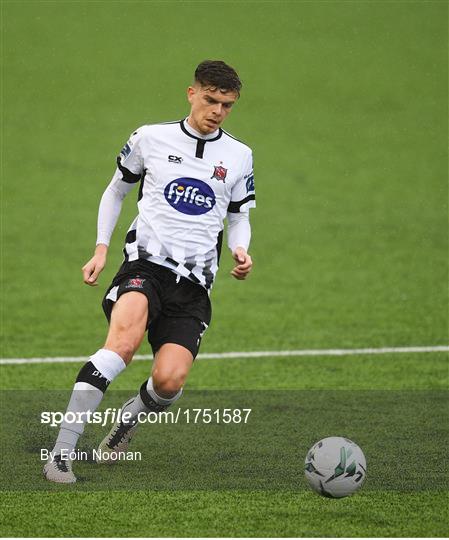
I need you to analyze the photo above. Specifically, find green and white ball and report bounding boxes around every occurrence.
[304,436,367,498]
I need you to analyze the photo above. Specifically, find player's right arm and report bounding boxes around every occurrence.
[82,129,145,286]
[82,244,109,286]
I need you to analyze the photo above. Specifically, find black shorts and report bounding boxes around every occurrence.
[102,260,211,359]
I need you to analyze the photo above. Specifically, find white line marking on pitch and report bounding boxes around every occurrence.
[0,346,448,365]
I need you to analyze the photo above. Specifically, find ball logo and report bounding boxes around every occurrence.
[164,178,216,215]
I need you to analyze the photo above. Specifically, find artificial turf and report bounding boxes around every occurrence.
[1,0,447,536]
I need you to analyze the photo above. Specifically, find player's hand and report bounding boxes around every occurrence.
[82,244,108,286]
[231,247,252,280]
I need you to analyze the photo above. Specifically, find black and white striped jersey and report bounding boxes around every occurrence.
[109,119,255,290]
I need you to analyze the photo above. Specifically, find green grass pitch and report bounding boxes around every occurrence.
[1,0,448,537]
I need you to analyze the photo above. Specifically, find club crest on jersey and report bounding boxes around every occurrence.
[211,165,227,182]
[164,178,216,215]
[125,278,145,289]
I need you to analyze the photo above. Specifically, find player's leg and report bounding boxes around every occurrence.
[96,273,210,461]
[44,292,148,483]
[96,343,193,462]
[151,343,193,396]
[103,291,149,363]
[135,342,193,414]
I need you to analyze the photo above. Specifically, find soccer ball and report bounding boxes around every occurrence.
[304,436,367,498]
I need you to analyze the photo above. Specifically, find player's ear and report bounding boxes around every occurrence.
[187,86,196,105]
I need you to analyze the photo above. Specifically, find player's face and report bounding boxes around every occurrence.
[187,84,238,135]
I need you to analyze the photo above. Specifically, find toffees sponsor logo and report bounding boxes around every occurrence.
[164,178,216,215]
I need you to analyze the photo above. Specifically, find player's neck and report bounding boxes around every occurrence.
[185,117,219,140]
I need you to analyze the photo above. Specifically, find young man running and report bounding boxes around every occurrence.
[44,60,255,483]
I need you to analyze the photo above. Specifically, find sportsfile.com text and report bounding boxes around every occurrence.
[41,408,252,427]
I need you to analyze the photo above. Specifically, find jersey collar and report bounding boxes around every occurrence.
[180,118,222,142]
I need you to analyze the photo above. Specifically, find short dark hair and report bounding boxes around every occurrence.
[194,60,242,96]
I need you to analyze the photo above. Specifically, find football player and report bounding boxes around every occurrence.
[44,60,255,483]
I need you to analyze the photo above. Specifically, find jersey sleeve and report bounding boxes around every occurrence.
[227,150,256,213]
[116,127,145,183]
[96,169,136,246]
[227,210,251,252]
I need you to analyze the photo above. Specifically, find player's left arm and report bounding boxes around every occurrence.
[228,212,252,280]
[227,149,256,280]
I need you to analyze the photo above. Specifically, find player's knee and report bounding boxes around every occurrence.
[153,367,187,396]
[153,376,184,396]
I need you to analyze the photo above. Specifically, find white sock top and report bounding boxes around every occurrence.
[90,348,126,381]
